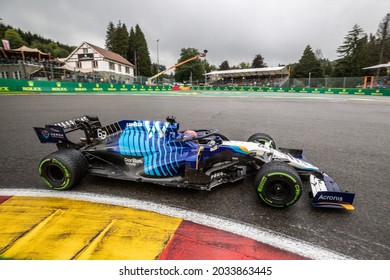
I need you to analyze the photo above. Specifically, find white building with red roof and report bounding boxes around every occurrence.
[64,42,135,84]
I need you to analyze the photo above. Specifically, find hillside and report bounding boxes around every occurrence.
[0,23,75,58]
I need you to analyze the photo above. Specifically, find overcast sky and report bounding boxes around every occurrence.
[1,0,388,68]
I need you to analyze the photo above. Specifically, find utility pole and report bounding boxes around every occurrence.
[134,50,137,77]
[156,39,159,84]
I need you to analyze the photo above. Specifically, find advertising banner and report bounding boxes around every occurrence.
[0,79,389,96]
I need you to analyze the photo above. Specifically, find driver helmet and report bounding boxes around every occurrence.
[183,130,198,140]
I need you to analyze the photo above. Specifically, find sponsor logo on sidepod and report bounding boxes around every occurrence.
[124,158,143,166]
[126,122,143,127]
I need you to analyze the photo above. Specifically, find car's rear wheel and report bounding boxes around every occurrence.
[38,149,88,190]
[255,161,302,208]
[247,133,276,149]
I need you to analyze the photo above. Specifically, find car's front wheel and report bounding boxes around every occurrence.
[255,161,302,208]
[38,149,88,190]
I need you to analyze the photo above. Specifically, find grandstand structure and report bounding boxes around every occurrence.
[0,42,135,83]
[0,46,52,80]
[205,66,290,87]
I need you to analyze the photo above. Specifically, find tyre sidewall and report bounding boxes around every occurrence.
[256,163,302,208]
[38,149,87,190]
[39,157,72,190]
[247,133,276,149]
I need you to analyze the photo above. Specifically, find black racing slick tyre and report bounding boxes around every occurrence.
[247,133,276,149]
[38,149,88,190]
[255,161,302,208]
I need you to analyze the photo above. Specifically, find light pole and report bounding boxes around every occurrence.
[156,39,159,84]
[308,72,311,88]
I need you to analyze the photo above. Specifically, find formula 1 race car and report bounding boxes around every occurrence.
[34,116,355,210]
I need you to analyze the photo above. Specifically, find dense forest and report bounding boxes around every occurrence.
[1,12,389,80]
[291,14,390,78]
[104,13,390,80]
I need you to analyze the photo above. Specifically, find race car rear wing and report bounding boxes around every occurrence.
[310,173,355,210]
[33,115,102,145]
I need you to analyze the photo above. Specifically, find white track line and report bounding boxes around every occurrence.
[0,188,351,260]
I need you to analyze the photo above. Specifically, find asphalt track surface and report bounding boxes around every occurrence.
[0,92,389,260]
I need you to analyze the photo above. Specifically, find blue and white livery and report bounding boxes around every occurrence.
[34,116,355,210]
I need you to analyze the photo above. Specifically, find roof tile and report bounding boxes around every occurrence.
[87,42,134,67]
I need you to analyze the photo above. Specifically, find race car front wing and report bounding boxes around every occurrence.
[276,149,355,210]
[310,173,355,210]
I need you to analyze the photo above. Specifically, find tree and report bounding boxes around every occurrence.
[292,45,323,78]
[133,24,152,77]
[4,28,26,48]
[47,42,69,58]
[364,34,380,73]
[333,25,368,77]
[105,21,129,58]
[127,27,136,65]
[151,63,166,76]
[105,22,115,51]
[238,62,250,69]
[337,25,365,57]
[314,48,333,77]
[219,60,230,70]
[376,13,390,63]
[174,48,205,83]
[125,25,152,77]
[375,13,390,75]
[201,59,217,73]
[0,22,73,57]
[251,54,267,68]
[30,39,50,53]
[321,59,333,77]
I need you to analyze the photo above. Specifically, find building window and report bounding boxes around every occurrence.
[13,71,22,79]
[92,61,98,68]
[82,48,88,54]
[125,67,130,74]
[118,65,122,72]
[76,61,82,68]
[109,62,115,71]
[0,71,8,79]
